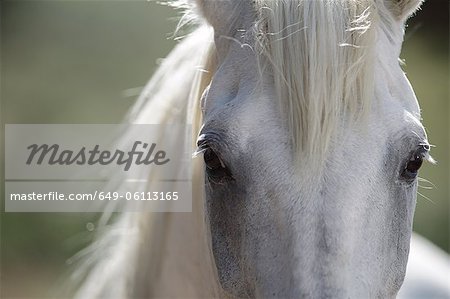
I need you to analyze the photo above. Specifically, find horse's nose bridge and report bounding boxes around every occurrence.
[260,183,353,292]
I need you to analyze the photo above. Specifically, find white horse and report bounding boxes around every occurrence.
[73,0,450,298]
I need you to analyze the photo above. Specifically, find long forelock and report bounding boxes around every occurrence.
[254,0,378,165]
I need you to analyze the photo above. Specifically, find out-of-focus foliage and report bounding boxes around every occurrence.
[1,1,448,298]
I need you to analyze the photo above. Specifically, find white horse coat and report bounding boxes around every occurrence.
[73,1,450,298]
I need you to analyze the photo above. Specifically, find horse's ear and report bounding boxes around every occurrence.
[194,0,253,34]
[383,0,424,21]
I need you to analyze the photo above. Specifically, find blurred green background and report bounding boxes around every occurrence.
[1,1,448,298]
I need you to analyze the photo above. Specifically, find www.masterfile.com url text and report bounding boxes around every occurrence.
[9,191,180,201]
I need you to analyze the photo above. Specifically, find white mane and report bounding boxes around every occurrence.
[72,25,215,297]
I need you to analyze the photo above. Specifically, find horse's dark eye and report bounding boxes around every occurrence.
[204,148,222,170]
[203,148,232,183]
[402,152,424,180]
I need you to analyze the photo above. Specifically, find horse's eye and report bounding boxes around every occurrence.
[402,151,425,180]
[204,148,222,170]
[203,148,232,183]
